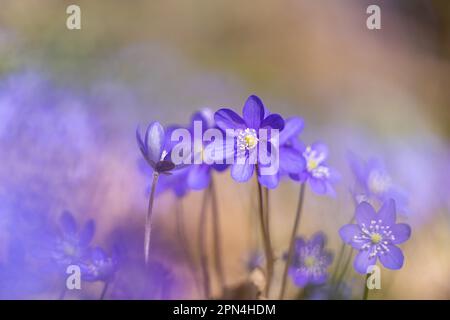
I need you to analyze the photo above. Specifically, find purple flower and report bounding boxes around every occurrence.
[277,117,306,180]
[348,152,409,215]
[185,109,228,191]
[214,95,285,188]
[51,211,95,266]
[287,232,333,287]
[136,122,181,174]
[80,247,118,282]
[339,200,411,274]
[290,142,339,196]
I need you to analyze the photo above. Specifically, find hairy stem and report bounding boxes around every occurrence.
[144,172,159,265]
[279,183,306,300]
[210,178,226,293]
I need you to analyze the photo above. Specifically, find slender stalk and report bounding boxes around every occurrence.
[363,273,370,300]
[145,172,159,265]
[198,188,211,299]
[99,282,109,300]
[263,187,270,236]
[279,183,306,300]
[209,178,226,293]
[256,178,274,297]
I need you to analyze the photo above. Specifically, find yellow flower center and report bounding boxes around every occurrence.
[304,256,316,268]
[371,233,382,244]
[307,159,318,171]
[245,134,257,149]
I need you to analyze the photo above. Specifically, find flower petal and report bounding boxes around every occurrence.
[311,142,329,160]
[215,108,246,131]
[391,223,411,244]
[339,224,365,249]
[243,95,265,129]
[187,165,211,190]
[146,122,165,164]
[355,201,377,226]
[279,117,304,145]
[309,177,327,195]
[60,211,77,235]
[257,173,279,189]
[310,232,326,249]
[80,220,95,246]
[260,113,285,130]
[231,161,254,183]
[290,268,309,288]
[353,249,377,274]
[279,147,305,174]
[379,245,404,270]
[377,199,396,226]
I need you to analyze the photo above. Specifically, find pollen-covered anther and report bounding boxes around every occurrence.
[237,128,258,150]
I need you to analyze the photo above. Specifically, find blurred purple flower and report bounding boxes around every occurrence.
[348,152,409,215]
[287,232,333,288]
[339,200,411,274]
[276,117,306,181]
[290,142,339,196]
[51,211,95,267]
[80,247,118,282]
[214,95,285,188]
[185,109,228,190]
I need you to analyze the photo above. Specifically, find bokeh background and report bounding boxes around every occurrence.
[0,0,449,299]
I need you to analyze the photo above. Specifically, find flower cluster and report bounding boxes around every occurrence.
[138,95,338,194]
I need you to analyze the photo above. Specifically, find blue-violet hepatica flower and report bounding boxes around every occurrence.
[339,199,411,274]
[291,142,339,196]
[214,95,285,188]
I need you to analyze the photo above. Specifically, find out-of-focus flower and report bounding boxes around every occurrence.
[51,211,95,267]
[186,109,228,190]
[348,152,409,215]
[339,200,411,274]
[80,247,118,282]
[276,117,306,181]
[214,95,285,188]
[290,142,339,196]
[287,232,333,287]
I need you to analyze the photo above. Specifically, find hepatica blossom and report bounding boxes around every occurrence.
[51,211,95,267]
[348,153,409,215]
[214,95,285,188]
[288,232,333,287]
[276,117,306,181]
[339,200,411,274]
[136,122,181,174]
[291,142,339,196]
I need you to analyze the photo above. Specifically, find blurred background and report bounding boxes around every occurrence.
[0,0,449,299]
